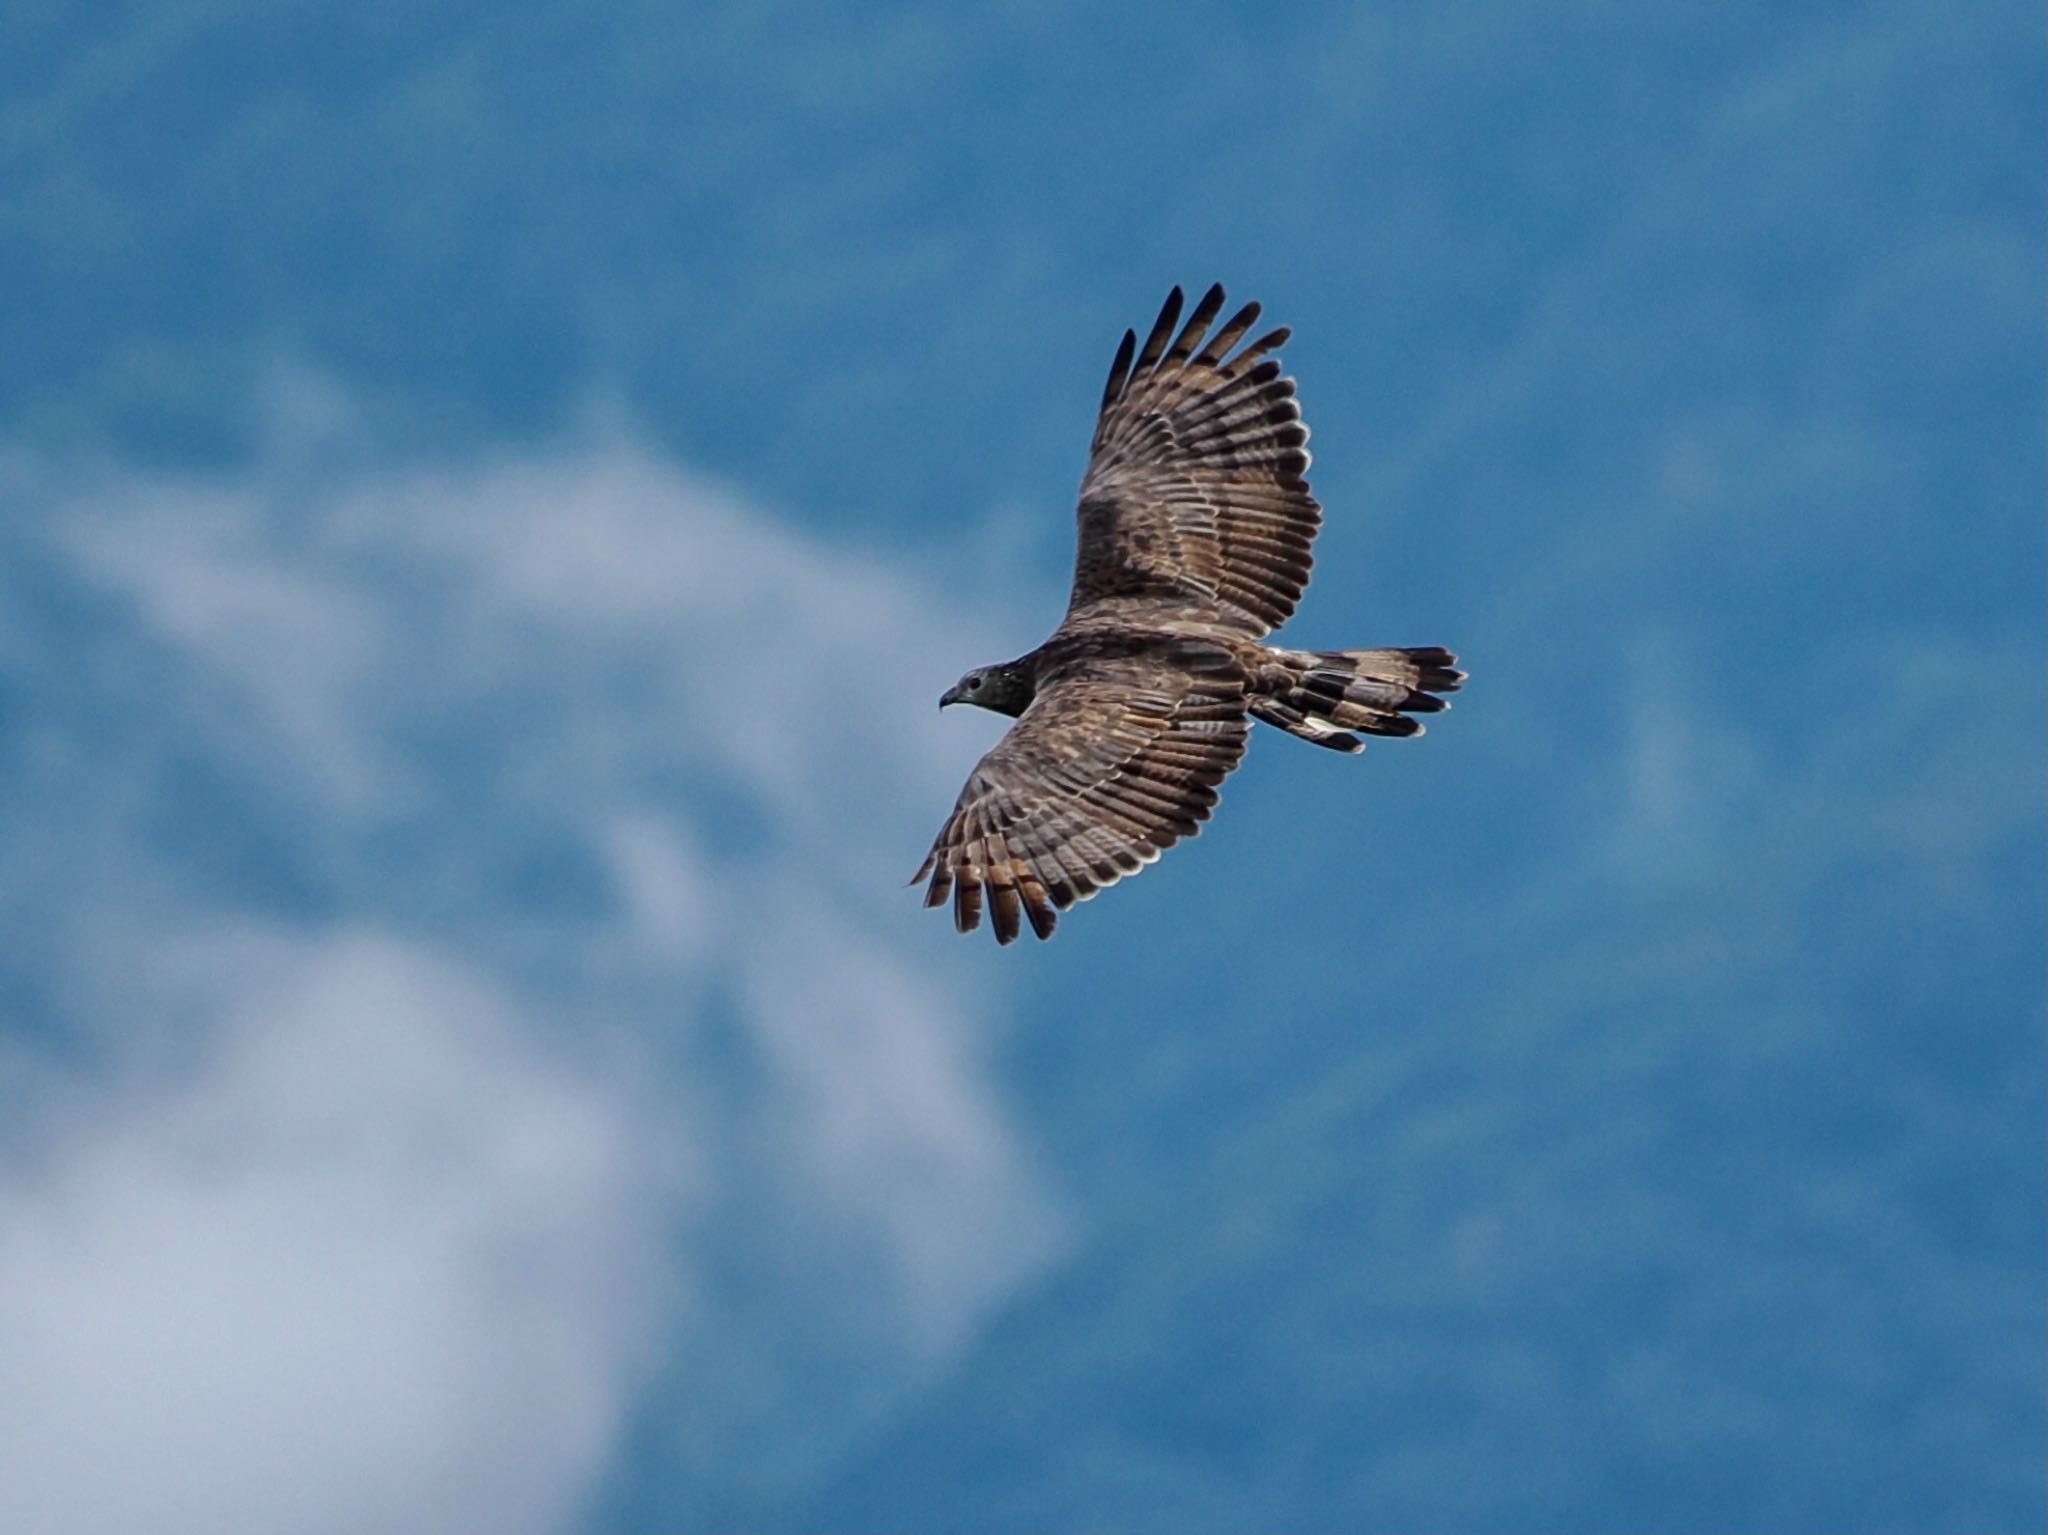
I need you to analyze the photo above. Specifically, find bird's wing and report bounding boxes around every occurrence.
[1068,283,1321,636]
[911,641,1249,943]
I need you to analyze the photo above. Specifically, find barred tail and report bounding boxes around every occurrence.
[1248,645,1465,753]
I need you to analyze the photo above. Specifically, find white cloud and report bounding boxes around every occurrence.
[599,809,717,966]
[0,931,678,1535]
[1,424,1064,1532]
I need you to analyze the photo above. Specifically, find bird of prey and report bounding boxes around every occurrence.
[914,283,1463,943]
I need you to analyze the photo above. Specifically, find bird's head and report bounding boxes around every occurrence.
[940,664,1032,718]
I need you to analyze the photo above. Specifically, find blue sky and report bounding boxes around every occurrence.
[1,2,2042,1531]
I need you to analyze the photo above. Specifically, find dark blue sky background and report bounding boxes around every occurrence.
[2,2,2042,1532]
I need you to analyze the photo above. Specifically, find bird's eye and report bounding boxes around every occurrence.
[968,672,984,688]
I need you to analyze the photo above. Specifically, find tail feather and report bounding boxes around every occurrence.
[1249,645,1464,753]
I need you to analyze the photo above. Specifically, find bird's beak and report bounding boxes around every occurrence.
[938,685,960,710]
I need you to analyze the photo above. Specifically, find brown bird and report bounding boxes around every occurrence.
[914,283,1464,943]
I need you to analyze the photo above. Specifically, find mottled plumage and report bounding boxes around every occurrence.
[915,284,1464,943]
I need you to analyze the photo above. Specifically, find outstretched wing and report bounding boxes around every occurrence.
[1070,283,1321,635]
[912,642,1249,944]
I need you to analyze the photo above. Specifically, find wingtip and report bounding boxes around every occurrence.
[1134,286,1186,372]
[1101,327,1139,411]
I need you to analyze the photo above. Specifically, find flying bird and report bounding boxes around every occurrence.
[914,283,1464,943]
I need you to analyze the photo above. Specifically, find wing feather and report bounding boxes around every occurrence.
[1161,281,1226,368]
[1193,299,1261,366]
[1131,285,1185,374]
[1099,328,1137,415]
[912,643,1249,943]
